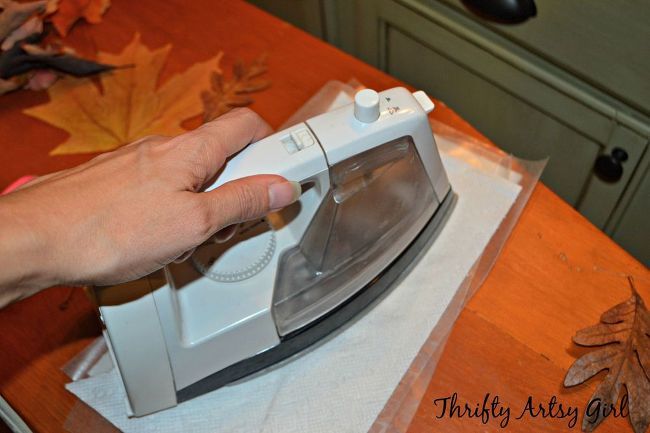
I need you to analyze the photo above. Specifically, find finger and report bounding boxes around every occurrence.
[199,108,273,156]
[169,108,273,183]
[211,224,239,243]
[199,175,301,231]
[173,248,196,263]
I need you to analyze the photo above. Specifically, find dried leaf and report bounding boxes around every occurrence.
[222,93,253,106]
[0,0,47,41]
[24,33,221,155]
[564,346,623,385]
[45,0,59,15]
[241,77,272,92]
[0,35,114,78]
[564,277,650,433]
[49,0,109,37]
[573,321,631,346]
[202,53,270,122]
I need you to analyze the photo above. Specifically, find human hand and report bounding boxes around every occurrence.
[0,108,301,304]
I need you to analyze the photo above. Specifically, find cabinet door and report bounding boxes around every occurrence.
[577,126,648,228]
[608,148,650,267]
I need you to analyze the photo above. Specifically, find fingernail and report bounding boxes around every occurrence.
[268,181,301,210]
[212,224,238,243]
[173,249,195,263]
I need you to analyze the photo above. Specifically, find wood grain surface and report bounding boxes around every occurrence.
[0,1,647,432]
[408,184,648,433]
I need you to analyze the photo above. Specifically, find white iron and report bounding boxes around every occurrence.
[91,87,455,416]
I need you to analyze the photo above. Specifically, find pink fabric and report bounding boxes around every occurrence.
[1,175,37,195]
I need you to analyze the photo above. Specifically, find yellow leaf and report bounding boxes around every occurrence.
[23,33,222,155]
[49,0,110,37]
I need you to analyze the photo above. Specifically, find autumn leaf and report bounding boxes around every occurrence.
[49,0,109,37]
[24,33,222,155]
[564,277,650,433]
[202,53,270,122]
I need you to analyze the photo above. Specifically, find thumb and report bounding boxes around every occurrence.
[201,175,301,229]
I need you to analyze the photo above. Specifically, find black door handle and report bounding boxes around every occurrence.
[461,0,537,24]
[594,147,628,183]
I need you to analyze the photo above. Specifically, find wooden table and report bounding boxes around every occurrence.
[0,1,647,432]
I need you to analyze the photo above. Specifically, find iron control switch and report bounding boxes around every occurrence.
[354,89,380,123]
[282,128,316,154]
[412,90,435,114]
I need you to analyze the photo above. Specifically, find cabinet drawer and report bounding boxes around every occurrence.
[436,0,650,115]
[610,159,650,266]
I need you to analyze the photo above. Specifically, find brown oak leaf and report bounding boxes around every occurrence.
[202,53,270,122]
[49,0,109,37]
[24,33,222,155]
[564,277,650,433]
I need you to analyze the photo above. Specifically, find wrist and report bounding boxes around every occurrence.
[0,196,59,297]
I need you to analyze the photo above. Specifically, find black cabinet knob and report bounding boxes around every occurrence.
[594,147,628,183]
[461,0,537,24]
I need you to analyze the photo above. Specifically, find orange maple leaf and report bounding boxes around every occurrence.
[49,0,110,37]
[23,33,223,155]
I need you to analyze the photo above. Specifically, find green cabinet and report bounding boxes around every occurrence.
[608,148,650,264]
[247,0,650,265]
[438,0,650,114]
[248,0,327,38]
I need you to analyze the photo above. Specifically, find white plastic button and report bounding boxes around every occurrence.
[354,89,380,123]
[282,128,316,154]
[412,90,435,114]
[291,129,315,149]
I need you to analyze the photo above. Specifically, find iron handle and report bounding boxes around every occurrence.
[461,0,537,24]
[594,147,628,183]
